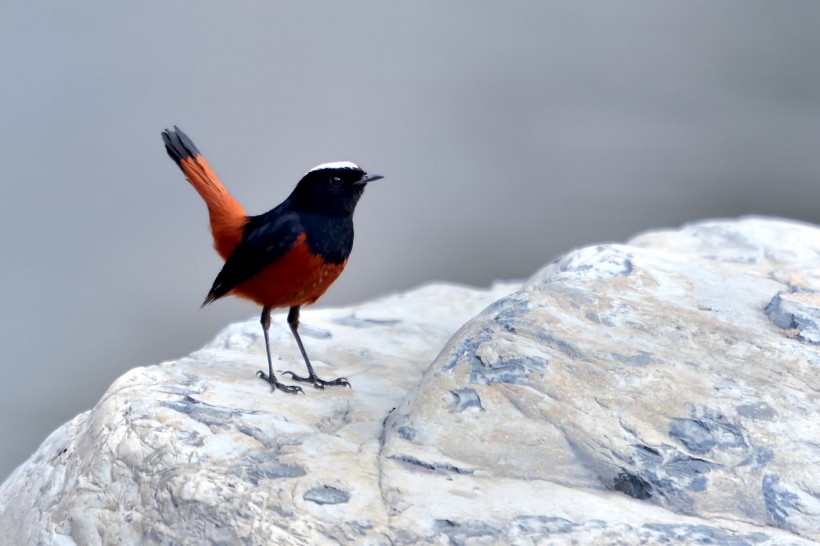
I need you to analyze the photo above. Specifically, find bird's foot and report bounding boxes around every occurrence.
[256,370,304,394]
[280,371,351,390]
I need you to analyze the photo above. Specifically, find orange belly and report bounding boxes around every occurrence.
[230,233,347,308]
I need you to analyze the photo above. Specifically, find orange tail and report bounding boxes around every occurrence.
[163,126,247,259]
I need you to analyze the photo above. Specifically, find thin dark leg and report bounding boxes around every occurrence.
[280,305,351,389]
[255,306,303,394]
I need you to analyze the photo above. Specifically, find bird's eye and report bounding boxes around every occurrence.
[330,176,343,186]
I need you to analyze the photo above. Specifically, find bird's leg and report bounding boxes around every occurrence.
[280,305,351,389]
[256,306,303,394]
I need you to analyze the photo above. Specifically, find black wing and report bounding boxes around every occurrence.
[203,207,303,306]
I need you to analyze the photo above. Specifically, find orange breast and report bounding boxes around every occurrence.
[230,233,347,308]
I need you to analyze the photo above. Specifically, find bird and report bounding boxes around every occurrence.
[162,126,383,394]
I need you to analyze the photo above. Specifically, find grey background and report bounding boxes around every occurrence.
[2,1,819,481]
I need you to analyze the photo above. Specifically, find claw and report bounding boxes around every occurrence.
[280,370,352,390]
[256,370,304,394]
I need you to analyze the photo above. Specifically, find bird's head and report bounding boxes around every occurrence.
[289,161,384,216]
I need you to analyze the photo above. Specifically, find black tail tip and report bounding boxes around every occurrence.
[162,126,200,166]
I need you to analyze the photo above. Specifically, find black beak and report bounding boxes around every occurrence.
[355,172,384,185]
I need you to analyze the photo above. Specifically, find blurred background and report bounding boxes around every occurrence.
[2,1,820,481]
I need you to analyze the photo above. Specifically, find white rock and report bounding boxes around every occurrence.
[387,216,820,544]
[0,282,518,545]
[2,217,819,545]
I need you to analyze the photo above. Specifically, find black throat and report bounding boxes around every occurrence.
[298,212,355,265]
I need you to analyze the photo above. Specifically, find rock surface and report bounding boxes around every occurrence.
[2,217,820,545]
